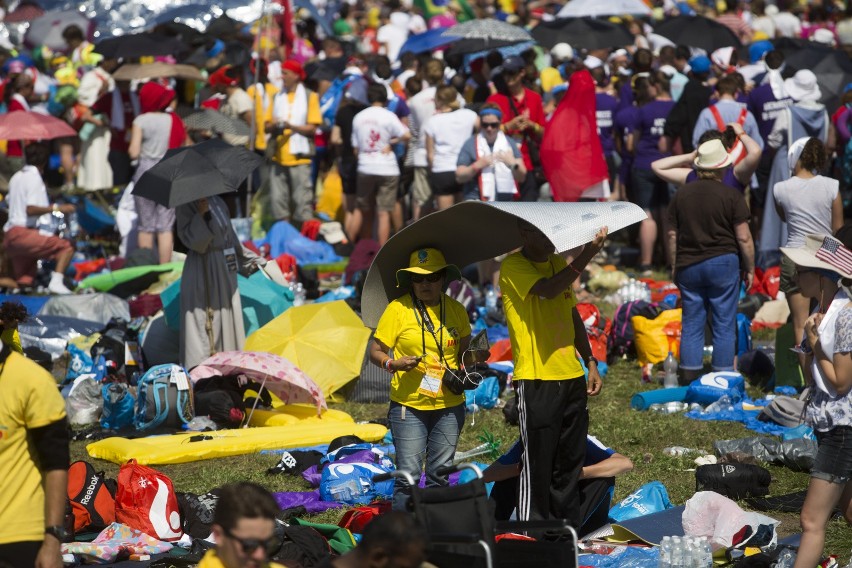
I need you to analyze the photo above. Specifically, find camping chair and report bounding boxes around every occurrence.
[375,465,579,568]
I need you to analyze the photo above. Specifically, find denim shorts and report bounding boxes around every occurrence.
[812,426,852,483]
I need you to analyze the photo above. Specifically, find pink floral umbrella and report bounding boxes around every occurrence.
[190,351,326,417]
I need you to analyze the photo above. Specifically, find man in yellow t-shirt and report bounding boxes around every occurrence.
[499,220,606,528]
[267,59,321,227]
[199,482,286,568]
[0,350,69,568]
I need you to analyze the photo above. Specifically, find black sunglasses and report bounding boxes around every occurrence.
[481,122,501,130]
[410,272,444,283]
[222,527,281,556]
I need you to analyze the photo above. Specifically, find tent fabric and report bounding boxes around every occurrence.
[255,221,342,265]
[19,315,102,360]
[0,293,50,317]
[245,301,372,397]
[160,270,294,336]
[78,262,183,292]
[139,312,180,367]
[39,293,130,325]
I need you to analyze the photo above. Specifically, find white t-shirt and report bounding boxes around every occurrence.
[4,166,49,232]
[352,106,409,176]
[377,15,409,62]
[772,12,802,38]
[422,109,478,173]
[774,174,838,248]
[407,86,466,167]
[221,88,253,119]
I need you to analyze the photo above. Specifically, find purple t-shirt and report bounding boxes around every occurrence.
[634,99,675,170]
[596,93,618,157]
[616,82,633,113]
[614,105,638,183]
[747,84,793,142]
[685,168,745,193]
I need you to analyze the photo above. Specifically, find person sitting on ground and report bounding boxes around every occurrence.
[484,435,633,537]
[2,143,75,295]
[0,300,27,354]
[325,512,427,568]
[201,482,285,568]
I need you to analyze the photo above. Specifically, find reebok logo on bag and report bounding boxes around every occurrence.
[116,459,183,541]
[67,461,117,533]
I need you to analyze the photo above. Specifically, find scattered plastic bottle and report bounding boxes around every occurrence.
[185,417,218,431]
[663,351,679,388]
[649,402,689,414]
[703,395,735,415]
[662,446,701,457]
[291,282,306,306]
[775,549,797,568]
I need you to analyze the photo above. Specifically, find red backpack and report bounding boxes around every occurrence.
[115,459,183,541]
[576,302,611,363]
[67,461,117,533]
[337,501,391,534]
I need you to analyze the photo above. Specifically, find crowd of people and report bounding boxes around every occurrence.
[0,0,852,567]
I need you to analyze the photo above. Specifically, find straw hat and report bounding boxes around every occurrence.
[780,234,852,280]
[396,248,461,289]
[694,139,733,170]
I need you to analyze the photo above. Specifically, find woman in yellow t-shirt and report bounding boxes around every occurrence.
[370,247,473,510]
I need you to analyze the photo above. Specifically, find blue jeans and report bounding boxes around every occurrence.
[675,253,740,371]
[388,401,465,511]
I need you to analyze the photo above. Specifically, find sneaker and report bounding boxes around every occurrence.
[48,277,73,295]
[638,264,654,277]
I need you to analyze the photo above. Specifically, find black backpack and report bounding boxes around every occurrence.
[695,463,771,500]
[177,489,221,539]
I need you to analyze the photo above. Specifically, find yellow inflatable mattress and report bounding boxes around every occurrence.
[247,405,354,427]
[87,422,388,465]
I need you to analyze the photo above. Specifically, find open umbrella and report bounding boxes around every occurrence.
[653,15,741,52]
[0,111,77,140]
[132,139,263,208]
[400,28,460,56]
[95,33,188,59]
[5,3,45,23]
[360,201,647,328]
[557,0,651,18]
[181,108,251,137]
[24,9,93,50]
[531,17,633,50]
[113,62,204,82]
[244,300,372,397]
[785,47,852,113]
[190,350,327,415]
[441,19,533,54]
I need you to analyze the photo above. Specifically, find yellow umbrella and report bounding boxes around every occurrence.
[245,300,371,397]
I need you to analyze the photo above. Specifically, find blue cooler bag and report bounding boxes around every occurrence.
[686,372,745,405]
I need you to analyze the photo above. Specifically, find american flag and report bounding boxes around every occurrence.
[815,237,852,275]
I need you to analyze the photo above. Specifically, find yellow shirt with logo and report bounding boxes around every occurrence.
[374,293,471,410]
[198,549,286,568]
[272,90,321,167]
[0,352,67,545]
[500,251,584,381]
[246,82,280,152]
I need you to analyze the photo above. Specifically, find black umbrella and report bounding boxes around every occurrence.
[95,33,189,59]
[785,47,852,113]
[653,15,741,53]
[444,37,533,57]
[531,17,632,50]
[132,140,263,208]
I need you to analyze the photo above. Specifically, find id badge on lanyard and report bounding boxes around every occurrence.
[223,247,238,273]
[417,359,443,398]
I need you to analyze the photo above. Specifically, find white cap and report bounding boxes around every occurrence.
[583,55,603,70]
[319,222,348,245]
[551,43,574,62]
[811,28,836,46]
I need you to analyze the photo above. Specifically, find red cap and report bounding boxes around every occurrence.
[281,59,306,81]
[138,81,176,114]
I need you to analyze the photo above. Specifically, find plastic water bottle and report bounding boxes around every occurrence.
[775,549,796,568]
[703,395,734,415]
[292,282,306,306]
[662,446,700,457]
[663,352,679,388]
[650,402,689,414]
[670,537,684,568]
[701,537,713,567]
[485,287,498,316]
[658,536,673,567]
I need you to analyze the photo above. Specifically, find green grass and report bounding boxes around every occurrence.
[70,360,852,560]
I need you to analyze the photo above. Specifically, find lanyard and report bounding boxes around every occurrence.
[412,293,446,366]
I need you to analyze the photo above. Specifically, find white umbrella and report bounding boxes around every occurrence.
[25,10,92,51]
[361,201,647,328]
[557,0,651,18]
[443,19,533,42]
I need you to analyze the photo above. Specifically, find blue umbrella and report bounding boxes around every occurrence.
[399,27,460,56]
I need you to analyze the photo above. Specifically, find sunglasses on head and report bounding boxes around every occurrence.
[410,271,444,283]
[223,527,281,556]
[481,122,501,130]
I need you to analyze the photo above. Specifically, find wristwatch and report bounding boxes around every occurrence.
[45,525,70,542]
[584,356,599,367]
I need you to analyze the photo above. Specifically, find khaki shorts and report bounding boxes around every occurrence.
[410,167,432,207]
[356,174,399,212]
[780,255,800,295]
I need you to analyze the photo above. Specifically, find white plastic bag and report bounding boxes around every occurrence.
[682,491,779,551]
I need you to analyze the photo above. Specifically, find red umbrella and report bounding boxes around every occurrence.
[0,111,76,140]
